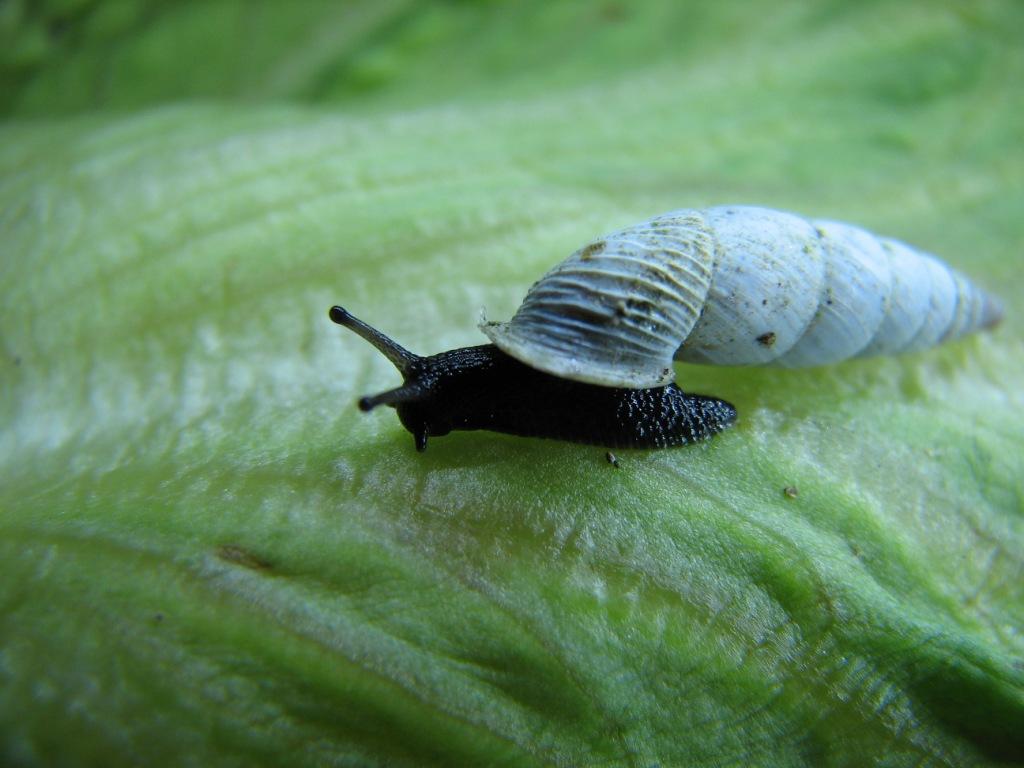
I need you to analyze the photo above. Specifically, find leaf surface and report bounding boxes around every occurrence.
[1,2,1023,766]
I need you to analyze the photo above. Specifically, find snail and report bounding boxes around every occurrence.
[331,205,1002,452]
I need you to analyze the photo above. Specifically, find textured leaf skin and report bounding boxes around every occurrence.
[1,2,1023,767]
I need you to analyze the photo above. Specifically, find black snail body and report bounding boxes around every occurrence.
[330,206,1001,452]
[329,306,736,452]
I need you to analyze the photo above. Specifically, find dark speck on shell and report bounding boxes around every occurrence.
[579,241,606,260]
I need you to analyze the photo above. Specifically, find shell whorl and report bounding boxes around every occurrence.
[481,206,1002,388]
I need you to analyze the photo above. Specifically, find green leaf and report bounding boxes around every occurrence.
[2,2,1023,766]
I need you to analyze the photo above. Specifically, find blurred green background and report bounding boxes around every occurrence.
[1,1,1022,766]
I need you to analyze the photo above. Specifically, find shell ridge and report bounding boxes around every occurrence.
[900,252,958,353]
[520,317,664,358]
[526,306,675,354]
[523,274,697,335]
[836,224,895,359]
[938,271,970,343]
[531,264,699,308]
[678,207,827,365]
[570,252,713,293]
[857,239,932,356]
[588,239,713,298]
[776,223,834,365]
[526,285,701,336]
[777,220,893,366]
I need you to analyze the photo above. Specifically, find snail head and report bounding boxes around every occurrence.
[329,305,491,452]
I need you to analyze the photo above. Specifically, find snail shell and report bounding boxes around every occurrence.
[481,206,1003,388]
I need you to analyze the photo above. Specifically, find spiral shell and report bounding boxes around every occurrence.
[481,206,1002,388]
